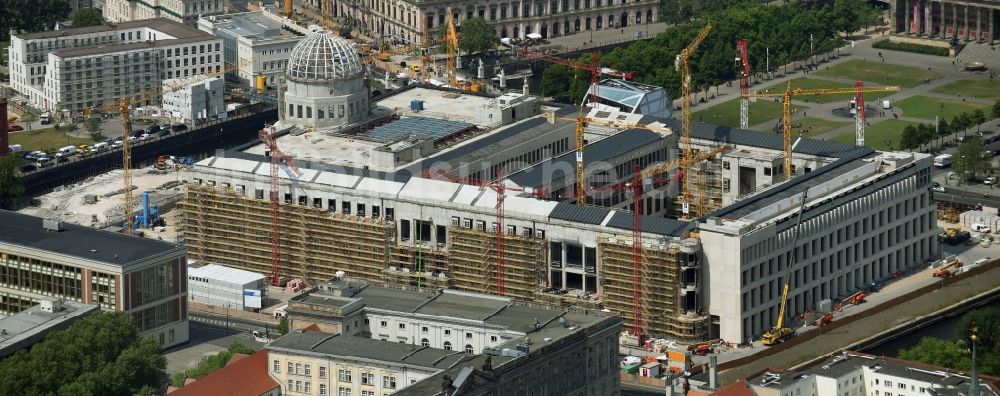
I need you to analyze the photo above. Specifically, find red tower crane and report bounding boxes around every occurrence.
[854,81,867,146]
[258,127,301,286]
[422,168,545,296]
[737,39,751,129]
[594,165,683,339]
[516,49,636,205]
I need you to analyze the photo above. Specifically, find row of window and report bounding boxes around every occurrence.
[287,101,365,121]
[273,361,397,388]
[422,0,642,28]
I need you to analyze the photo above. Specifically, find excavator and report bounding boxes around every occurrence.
[761,190,809,346]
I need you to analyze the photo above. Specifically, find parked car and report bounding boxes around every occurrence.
[148,124,161,133]
[36,157,53,168]
[19,164,36,173]
[171,124,188,132]
[139,133,151,140]
[132,129,145,138]
[932,185,946,193]
[7,124,23,131]
[56,145,78,158]
[158,129,170,137]
[111,140,123,149]
[23,151,45,160]
[128,136,139,144]
[986,176,998,185]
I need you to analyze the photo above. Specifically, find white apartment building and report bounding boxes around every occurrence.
[104,0,225,27]
[8,19,223,114]
[751,351,1000,396]
[321,0,659,43]
[162,76,225,122]
[187,263,267,311]
[197,11,309,87]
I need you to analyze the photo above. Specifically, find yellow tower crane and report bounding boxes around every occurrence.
[747,82,901,178]
[676,21,712,219]
[445,9,460,88]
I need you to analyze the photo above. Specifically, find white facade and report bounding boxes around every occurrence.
[8,19,222,113]
[187,264,267,311]
[197,11,309,87]
[163,77,225,122]
[326,0,659,44]
[104,0,225,26]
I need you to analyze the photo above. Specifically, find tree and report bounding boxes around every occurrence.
[952,115,966,139]
[456,17,499,56]
[937,118,950,146]
[898,337,970,371]
[973,109,987,134]
[917,123,935,149]
[0,154,26,210]
[71,8,104,28]
[0,0,72,42]
[957,307,1000,353]
[993,100,1000,120]
[955,137,990,181]
[172,342,255,388]
[900,124,920,151]
[278,315,289,335]
[18,112,37,131]
[0,311,165,395]
[84,118,102,139]
[961,112,975,136]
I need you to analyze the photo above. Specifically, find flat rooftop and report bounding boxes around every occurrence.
[188,264,265,285]
[0,301,99,358]
[376,88,493,126]
[204,11,305,41]
[243,133,388,171]
[0,210,185,268]
[18,19,207,40]
[268,331,473,369]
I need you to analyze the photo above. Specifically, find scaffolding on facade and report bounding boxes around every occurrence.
[599,236,708,343]
[180,184,395,283]
[448,227,546,301]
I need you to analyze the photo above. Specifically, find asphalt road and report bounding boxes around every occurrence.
[622,383,667,396]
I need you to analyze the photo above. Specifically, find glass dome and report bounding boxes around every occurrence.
[286,32,363,82]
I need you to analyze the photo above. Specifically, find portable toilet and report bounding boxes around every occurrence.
[410,100,425,111]
[640,362,662,378]
[256,75,267,91]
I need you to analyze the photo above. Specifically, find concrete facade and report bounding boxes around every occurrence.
[7,19,223,113]
[319,0,658,44]
[197,11,309,87]
[0,211,190,349]
[889,0,1000,43]
[104,0,225,27]
[162,76,225,122]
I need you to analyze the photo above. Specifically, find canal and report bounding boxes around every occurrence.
[861,295,1000,356]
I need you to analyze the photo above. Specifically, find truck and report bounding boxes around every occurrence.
[934,154,953,168]
[39,112,51,125]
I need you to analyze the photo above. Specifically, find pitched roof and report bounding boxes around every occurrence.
[711,378,758,396]
[169,350,279,396]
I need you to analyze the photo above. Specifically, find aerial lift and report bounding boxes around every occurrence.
[761,189,809,346]
[934,260,963,277]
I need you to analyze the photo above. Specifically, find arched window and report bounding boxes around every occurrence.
[443,341,453,350]
[465,344,474,354]
[421,338,429,347]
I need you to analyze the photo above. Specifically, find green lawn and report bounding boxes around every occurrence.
[894,95,988,121]
[8,128,94,153]
[693,97,807,128]
[794,116,851,137]
[830,119,919,151]
[816,59,941,88]
[931,79,1000,101]
[764,78,859,104]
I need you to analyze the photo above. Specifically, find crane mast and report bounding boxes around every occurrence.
[119,99,134,232]
[855,81,867,146]
[677,21,712,219]
[737,39,751,130]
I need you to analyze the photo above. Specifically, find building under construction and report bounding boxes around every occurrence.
[180,84,937,344]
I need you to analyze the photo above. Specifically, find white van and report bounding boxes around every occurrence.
[90,142,109,153]
[972,223,992,233]
[8,144,22,154]
[56,145,77,158]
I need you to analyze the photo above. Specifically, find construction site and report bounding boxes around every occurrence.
[8,4,953,353]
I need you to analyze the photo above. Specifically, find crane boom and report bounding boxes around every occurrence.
[762,189,809,345]
[678,21,712,219]
[119,99,134,233]
[748,83,901,177]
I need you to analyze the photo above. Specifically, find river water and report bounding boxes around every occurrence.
[863,298,1000,356]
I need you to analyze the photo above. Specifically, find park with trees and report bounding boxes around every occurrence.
[541,0,882,103]
[899,307,1000,376]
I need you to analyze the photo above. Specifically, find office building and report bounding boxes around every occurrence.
[0,298,99,358]
[7,19,223,113]
[750,351,1000,396]
[272,278,622,396]
[104,0,225,27]
[197,11,309,88]
[0,211,190,348]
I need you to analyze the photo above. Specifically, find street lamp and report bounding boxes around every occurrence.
[970,327,980,396]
